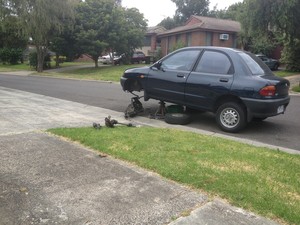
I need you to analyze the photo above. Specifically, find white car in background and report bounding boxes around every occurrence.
[99,52,120,64]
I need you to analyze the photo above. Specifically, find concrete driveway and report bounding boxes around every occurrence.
[0,87,280,225]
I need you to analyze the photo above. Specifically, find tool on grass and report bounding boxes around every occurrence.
[105,116,134,128]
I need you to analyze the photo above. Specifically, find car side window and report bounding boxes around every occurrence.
[195,51,233,74]
[162,50,200,71]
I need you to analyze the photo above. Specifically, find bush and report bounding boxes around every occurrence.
[0,48,23,64]
[0,48,10,64]
[281,39,300,72]
[249,36,276,56]
[9,48,23,64]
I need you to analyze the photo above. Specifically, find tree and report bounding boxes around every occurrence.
[0,2,28,64]
[74,0,147,67]
[158,17,179,30]
[241,0,300,71]
[13,0,75,72]
[115,7,147,58]
[208,3,244,20]
[171,0,210,23]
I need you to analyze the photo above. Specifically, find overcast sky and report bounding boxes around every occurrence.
[122,0,242,26]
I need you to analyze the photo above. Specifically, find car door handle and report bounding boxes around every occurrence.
[219,78,229,82]
[177,74,185,78]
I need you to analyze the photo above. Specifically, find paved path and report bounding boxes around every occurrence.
[0,87,281,225]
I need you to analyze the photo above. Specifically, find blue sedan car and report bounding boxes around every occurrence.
[121,47,290,133]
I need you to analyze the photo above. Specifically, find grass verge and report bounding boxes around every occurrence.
[48,126,300,225]
[274,70,299,78]
[40,64,148,82]
[0,62,33,72]
[0,61,93,72]
[292,85,300,92]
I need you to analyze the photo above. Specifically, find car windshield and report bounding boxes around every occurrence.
[239,52,272,75]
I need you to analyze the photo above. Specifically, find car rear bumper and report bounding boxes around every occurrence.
[241,96,290,119]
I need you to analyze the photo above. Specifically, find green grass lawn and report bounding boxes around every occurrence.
[274,70,299,78]
[292,85,300,92]
[48,126,300,225]
[40,64,149,82]
[0,61,94,72]
[0,62,33,72]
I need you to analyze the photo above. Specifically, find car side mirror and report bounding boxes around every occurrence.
[151,61,163,71]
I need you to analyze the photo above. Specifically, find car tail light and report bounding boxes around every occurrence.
[259,85,276,96]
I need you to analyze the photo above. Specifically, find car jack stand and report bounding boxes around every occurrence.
[155,101,167,118]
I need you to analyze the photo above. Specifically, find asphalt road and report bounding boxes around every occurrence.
[1,73,299,151]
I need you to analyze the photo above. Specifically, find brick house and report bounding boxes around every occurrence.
[139,26,166,57]
[158,15,241,56]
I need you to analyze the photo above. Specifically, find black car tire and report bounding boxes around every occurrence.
[273,63,279,71]
[164,113,192,125]
[216,102,246,133]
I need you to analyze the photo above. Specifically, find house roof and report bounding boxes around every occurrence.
[146,26,167,35]
[158,15,241,37]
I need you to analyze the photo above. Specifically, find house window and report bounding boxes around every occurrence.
[187,33,192,46]
[143,36,151,46]
[176,34,181,43]
[206,32,213,46]
[167,36,172,53]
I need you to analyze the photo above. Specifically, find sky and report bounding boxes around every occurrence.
[122,0,243,26]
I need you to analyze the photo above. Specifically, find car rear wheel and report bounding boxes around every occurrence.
[216,102,246,133]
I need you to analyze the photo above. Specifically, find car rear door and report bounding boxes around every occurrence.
[184,50,234,111]
[147,49,201,104]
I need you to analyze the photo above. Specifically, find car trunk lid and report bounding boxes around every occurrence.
[260,75,290,97]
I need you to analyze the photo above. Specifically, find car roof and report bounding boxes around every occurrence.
[178,46,244,54]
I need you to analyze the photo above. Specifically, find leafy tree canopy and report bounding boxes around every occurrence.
[4,0,76,72]
[171,0,210,23]
[74,0,147,67]
[241,0,300,70]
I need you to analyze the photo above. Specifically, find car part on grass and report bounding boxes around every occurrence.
[124,96,144,118]
[164,113,192,125]
[93,122,102,129]
[216,102,246,133]
[105,116,134,128]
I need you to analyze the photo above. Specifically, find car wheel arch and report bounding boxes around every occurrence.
[124,78,143,92]
[214,95,246,113]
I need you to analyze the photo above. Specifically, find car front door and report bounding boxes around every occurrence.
[184,50,234,111]
[147,49,201,104]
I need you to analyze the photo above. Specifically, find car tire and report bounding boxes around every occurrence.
[273,64,279,70]
[216,102,247,133]
[164,113,192,125]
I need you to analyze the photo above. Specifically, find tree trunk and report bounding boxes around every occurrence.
[55,54,60,68]
[94,57,99,68]
[36,45,47,73]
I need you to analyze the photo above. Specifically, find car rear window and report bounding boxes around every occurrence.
[239,52,271,75]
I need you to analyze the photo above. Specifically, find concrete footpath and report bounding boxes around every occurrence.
[0,86,285,225]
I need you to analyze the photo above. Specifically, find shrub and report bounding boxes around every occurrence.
[0,48,11,64]
[0,48,23,64]
[281,39,300,72]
